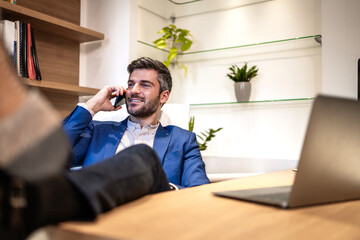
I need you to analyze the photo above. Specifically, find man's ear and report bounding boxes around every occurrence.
[160,90,170,105]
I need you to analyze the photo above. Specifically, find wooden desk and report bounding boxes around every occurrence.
[52,170,360,239]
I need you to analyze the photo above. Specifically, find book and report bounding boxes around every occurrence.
[13,24,17,69]
[0,20,15,63]
[0,20,41,79]
[20,21,28,78]
[26,22,36,79]
[30,26,41,80]
[15,20,20,76]
[18,21,24,77]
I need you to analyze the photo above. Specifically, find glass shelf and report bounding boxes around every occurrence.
[138,35,321,62]
[138,40,168,52]
[189,97,314,107]
[168,0,202,5]
[185,35,321,55]
[138,35,321,55]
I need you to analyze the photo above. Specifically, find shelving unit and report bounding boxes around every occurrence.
[0,0,104,117]
[0,2,103,43]
[189,97,314,107]
[138,34,321,63]
[138,35,321,106]
[138,35,321,55]
[21,79,99,96]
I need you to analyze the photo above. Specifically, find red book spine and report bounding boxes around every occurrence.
[27,23,36,80]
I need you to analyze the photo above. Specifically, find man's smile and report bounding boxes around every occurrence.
[128,97,145,104]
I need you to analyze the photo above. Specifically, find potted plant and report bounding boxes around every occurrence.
[153,24,193,76]
[226,62,259,101]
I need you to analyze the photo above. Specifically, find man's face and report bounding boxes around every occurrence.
[125,69,167,119]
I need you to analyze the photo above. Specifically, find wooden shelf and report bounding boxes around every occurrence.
[22,79,99,96]
[0,1,104,43]
[1,0,104,116]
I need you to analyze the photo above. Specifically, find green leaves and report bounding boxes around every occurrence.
[196,128,223,151]
[226,62,259,83]
[153,24,193,73]
[189,116,195,132]
[153,38,167,49]
[188,116,223,151]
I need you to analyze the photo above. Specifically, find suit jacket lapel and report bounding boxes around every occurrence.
[103,117,128,159]
[153,123,171,165]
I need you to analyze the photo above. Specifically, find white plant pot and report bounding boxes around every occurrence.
[234,82,251,102]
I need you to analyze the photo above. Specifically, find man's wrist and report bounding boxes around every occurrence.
[78,103,95,117]
[84,99,98,115]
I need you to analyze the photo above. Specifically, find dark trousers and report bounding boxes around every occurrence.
[3,127,170,237]
[66,144,171,217]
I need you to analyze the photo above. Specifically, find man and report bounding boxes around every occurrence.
[62,57,210,189]
[0,39,170,239]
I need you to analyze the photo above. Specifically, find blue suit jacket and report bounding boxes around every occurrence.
[62,106,210,189]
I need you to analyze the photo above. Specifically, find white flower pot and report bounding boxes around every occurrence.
[234,82,251,102]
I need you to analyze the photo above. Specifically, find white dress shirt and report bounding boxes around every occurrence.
[78,103,159,152]
[116,119,159,154]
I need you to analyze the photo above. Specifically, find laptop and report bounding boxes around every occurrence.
[214,95,360,208]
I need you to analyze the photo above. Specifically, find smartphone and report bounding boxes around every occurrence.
[113,94,126,107]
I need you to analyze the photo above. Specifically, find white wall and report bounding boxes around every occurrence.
[137,0,168,61]
[321,0,360,99]
[77,0,360,174]
[138,0,321,161]
[80,0,138,89]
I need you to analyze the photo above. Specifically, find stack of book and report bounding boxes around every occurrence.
[0,19,42,80]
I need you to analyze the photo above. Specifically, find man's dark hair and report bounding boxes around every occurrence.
[127,57,172,94]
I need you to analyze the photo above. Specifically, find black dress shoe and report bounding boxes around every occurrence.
[0,127,73,239]
[0,171,27,240]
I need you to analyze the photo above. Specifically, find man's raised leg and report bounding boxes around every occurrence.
[67,144,170,216]
[0,38,170,239]
[0,36,79,239]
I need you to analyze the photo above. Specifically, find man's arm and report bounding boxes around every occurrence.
[62,85,126,143]
[61,85,127,165]
[180,132,210,188]
[62,105,93,145]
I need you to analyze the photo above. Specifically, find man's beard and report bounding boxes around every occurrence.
[126,94,160,118]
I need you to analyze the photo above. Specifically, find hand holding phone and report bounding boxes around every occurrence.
[113,94,126,108]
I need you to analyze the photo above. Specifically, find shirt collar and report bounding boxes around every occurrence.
[127,118,159,135]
